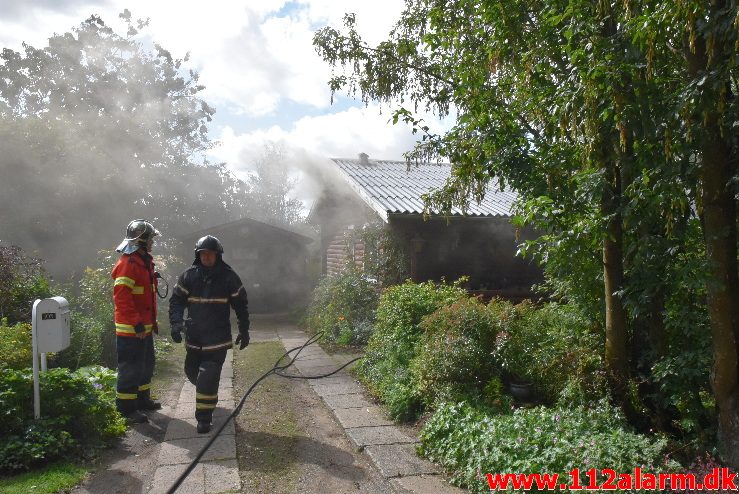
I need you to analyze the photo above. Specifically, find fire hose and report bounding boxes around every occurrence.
[165,331,361,494]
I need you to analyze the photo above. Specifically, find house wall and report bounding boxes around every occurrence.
[325,231,365,275]
[388,215,542,293]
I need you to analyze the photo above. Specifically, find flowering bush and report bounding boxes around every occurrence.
[307,269,379,345]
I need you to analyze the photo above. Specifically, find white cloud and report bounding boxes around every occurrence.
[1,1,407,117]
[211,104,455,204]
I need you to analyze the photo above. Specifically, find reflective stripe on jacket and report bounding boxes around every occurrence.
[112,251,157,337]
[169,260,249,351]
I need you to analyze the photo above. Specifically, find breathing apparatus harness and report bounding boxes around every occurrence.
[165,331,361,494]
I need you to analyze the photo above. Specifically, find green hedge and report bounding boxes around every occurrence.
[0,366,125,472]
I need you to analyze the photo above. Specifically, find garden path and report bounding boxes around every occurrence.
[71,315,465,493]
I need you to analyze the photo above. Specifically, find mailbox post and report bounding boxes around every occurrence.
[31,297,71,419]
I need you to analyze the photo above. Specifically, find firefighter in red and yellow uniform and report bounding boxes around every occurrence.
[112,219,162,424]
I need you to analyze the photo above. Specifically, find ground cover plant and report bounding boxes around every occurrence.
[0,366,125,472]
[419,401,674,493]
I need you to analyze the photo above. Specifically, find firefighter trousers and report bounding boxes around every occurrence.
[116,335,155,414]
[184,348,227,423]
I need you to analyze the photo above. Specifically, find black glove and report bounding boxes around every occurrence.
[134,322,146,334]
[171,322,183,343]
[235,332,249,350]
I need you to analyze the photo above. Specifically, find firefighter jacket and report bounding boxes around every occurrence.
[169,259,249,352]
[112,250,158,338]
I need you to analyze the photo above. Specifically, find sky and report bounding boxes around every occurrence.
[0,1,454,207]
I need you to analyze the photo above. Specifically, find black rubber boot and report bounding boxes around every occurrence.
[125,410,149,424]
[138,398,162,411]
[196,421,211,434]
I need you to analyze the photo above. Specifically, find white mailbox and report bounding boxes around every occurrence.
[32,297,70,353]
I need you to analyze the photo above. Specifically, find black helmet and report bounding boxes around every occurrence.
[194,235,224,254]
[126,220,160,243]
[116,219,160,253]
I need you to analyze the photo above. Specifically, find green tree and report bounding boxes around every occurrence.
[314,0,738,465]
[0,12,251,276]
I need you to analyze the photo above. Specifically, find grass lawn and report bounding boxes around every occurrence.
[233,340,302,493]
[0,461,87,494]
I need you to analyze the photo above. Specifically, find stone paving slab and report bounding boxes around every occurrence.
[158,427,237,465]
[307,375,355,387]
[292,353,339,362]
[203,459,240,493]
[150,463,204,494]
[364,444,439,478]
[333,406,394,428]
[391,475,467,494]
[321,393,374,409]
[312,381,364,396]
[293,358,340,368]
[152,350,238,494]
[345,426,418,446]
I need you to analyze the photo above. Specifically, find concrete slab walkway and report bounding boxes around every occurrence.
[278,329,465,494]
[149,350,239,494]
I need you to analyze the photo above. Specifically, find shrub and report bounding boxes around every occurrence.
[0,245,51,325]
[356,279,467,421]
[0,320,33,370]
[411,297,502,407]
[419,401,674,493]
[0,366,125,472]
[307,269,379,345]
[493,301,606,404]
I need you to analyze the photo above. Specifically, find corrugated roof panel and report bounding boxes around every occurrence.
[333,158,516,217]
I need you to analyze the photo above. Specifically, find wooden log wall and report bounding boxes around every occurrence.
[326,230,365,276]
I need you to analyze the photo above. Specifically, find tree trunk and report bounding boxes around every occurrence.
[685,0,739,467]
[602,158,630,394]
[701,119,739,467]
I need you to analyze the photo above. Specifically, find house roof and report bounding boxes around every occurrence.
[331,158,517,221]
[180,216,314,245]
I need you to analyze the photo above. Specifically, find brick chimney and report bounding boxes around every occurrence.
[358,152,370,166]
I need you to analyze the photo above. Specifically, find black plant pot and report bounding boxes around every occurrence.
[509,381,536,403]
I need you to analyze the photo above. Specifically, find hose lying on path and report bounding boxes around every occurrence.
[166,332,361,494]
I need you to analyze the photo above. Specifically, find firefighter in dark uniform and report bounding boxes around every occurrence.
[112,219,162,424]
[169,235,250,433]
